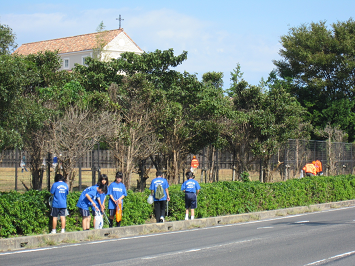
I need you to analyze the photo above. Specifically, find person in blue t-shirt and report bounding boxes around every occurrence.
[181,171,200,220]
[52,154,58,171]
[91,174,109,228]
[108,172,127,227]
[50,174,69,234]
[149,171,170,223]
[21,154,28,172]
[77,184,107,230]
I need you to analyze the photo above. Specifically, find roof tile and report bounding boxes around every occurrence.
[14,29,141,55]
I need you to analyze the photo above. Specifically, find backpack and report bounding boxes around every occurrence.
[155,184,165,200]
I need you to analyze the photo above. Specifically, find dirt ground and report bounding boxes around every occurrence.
[0,167,268,192]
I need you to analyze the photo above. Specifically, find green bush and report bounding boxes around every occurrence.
[1,175,355,238]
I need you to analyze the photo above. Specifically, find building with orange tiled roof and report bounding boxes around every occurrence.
[14,28,143,70]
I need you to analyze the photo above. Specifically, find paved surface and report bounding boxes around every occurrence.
[1,204,355,265]
[1,200,355,265]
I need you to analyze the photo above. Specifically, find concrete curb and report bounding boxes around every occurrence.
[1,199,355,252]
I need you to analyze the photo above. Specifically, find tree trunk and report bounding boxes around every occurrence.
[208,146,215,182]
[31,169,42,190]
[172,149,179,184]
[263,158,271,183]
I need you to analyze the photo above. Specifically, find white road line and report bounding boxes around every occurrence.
[141,238,259,260]
[304,250,355,265]
[257,226,274,229]
[295,220,309,224]
[0,244,81,256]
[2,205,355,257]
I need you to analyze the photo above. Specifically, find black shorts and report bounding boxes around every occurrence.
[51,207,66,217]
[109,209,116,217]
[185,192,197,209]
[109,208,124,217]
[79,208,91,217]
[92,209,101,216]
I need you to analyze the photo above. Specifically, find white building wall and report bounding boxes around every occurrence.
[57,32,142,70]
[59,51,92,70]
[103,32,143,60]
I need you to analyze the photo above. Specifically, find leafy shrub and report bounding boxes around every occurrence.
[1,175,355,238]
[240,171,251,182]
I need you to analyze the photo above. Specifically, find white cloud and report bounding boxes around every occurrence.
[2,7,280,86]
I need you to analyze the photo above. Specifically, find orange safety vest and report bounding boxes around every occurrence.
[191,158,199,168]
[314,160,322,173]
[303,163,317,175]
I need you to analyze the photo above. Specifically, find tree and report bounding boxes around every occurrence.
[201,71,229,182]
[0,54,26,157]
[50,106,115,191]
[73,57,124,92]
[8,95,52,189]
[224,64,261,181]
[273,19,355,141]
[0,24,17,55]
[115,50,189,183]
[252,75,310,182]
[0,51,73,189]
[314,124,347,175]
[106,79,160,190]
[93,21,108,60]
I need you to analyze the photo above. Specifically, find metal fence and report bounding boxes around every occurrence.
[1,139,354,191]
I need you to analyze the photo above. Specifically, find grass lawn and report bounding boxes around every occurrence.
[0,167,274,192]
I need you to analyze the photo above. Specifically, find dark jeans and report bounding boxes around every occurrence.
[154,200,167,222]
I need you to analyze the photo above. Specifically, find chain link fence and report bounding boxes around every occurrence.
[1,139,354,192]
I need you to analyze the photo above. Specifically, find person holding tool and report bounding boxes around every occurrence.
[76,184,107,230]
[108,172,127,227]
[91,174,109,228]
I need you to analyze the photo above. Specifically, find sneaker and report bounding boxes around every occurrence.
[185,217,189,220]
[191,216,194,220]
[160,217,165,223]
[50,230,56,234]
[61,229,65,233]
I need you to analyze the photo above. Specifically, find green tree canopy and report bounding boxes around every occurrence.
[273,18,355,141]
[0,24,17,55]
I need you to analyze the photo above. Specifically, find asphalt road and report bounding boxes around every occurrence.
[1,206,355,266]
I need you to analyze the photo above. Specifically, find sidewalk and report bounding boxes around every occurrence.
[1,199,354,251]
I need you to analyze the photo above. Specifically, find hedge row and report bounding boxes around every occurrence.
[1,175,355,238]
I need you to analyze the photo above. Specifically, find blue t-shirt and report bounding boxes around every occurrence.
[181,179,200,193]
[91,184,107,211]
[149,177,169,201]
[108,182,127,209]
[50,181,69,208]
[76,186,100,210]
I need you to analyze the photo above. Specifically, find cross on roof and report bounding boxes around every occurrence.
[116,15,124,29]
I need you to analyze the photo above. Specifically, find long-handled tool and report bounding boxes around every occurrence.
[102,211,110,224]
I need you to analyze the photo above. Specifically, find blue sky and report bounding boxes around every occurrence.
[1,1,354,88]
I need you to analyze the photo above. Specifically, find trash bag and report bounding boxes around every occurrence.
[147,195,154,205]
[94,211,103,229]
[116,203,122,222]
[48,196,53,207]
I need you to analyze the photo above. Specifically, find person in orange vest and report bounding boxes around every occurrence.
[190,156,199,173]
[303,163,317,176]
[313,160,323,176]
